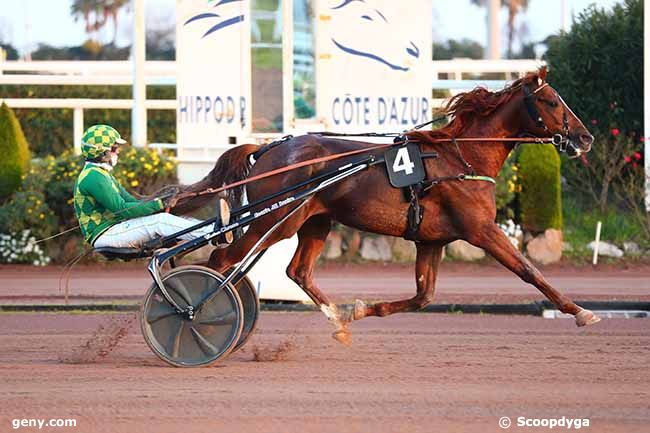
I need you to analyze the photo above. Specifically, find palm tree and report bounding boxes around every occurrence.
[71,0,129,44]
[504,0,529,58]
[470,0,530,58]
[71,0,103,38]
[102,0,130,45]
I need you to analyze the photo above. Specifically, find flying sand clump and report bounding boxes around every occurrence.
[60,313,136,364]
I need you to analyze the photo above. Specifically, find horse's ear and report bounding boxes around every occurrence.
[538,66,548,84]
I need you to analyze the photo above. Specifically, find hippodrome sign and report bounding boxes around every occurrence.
[316,0,433,132]
[176,0,251,165]
[175,0,309,302]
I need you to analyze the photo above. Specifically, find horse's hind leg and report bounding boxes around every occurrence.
[284,216,354,345]
[472,222,600,326]
[355,242,444,319]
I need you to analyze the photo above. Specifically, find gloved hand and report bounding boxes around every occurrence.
[160,186,181,212]
[161,194,179,211]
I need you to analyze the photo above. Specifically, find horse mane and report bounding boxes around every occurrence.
[421,70,541,140]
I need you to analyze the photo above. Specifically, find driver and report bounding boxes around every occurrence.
[73,124,219,249]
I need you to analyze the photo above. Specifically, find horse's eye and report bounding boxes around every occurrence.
[541,99,559,108]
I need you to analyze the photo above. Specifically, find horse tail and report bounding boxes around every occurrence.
[174,143,260,215]
[207,143,260,205]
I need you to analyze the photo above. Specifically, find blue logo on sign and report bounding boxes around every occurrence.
[184,0,244,38]
[330,0,420,72]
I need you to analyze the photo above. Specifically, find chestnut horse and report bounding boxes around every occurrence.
[176,67,599,344]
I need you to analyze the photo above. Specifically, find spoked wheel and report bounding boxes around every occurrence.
[224,270,260,353]
[140,265,244,367]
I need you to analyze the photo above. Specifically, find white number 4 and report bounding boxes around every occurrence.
[392,147,415,175]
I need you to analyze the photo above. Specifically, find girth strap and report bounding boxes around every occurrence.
[403,174,496,241]
[404,184,424,241]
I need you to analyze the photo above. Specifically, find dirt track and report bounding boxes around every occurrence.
[1,262,649,304]
[1,312,648,433]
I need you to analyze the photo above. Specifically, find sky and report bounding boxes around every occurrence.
[0,0,623,57]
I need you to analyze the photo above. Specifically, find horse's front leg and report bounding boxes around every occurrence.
[471,222,600,326]
[354,242,444,319]
[284,216,357,345]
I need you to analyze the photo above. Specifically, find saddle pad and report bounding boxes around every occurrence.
[384,143,426,188]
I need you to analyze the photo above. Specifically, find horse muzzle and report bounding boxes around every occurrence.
[553,132,593,158]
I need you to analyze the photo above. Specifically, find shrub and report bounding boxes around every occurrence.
[495,154,519,222]
[567,128,641,212]
[112,146,178,194]
[0,230,51,266]
[518,144,562,233]
[545,0,643,210]
[0,103,31,201]
[42,147,176,228]
[0,147,178,261]
[546,0,642,135]
[0,190,58,240]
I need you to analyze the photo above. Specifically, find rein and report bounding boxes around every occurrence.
[174,141,398,201]
[176,134,558,202]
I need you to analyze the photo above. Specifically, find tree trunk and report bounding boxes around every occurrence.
[507,12,515,58]
[599,177,610,213]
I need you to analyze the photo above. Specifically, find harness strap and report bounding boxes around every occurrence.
[464,174,496,184]
[177,135,550,202]
[404,173,495,241]
[404,184,424,241]
[175,141,396,201]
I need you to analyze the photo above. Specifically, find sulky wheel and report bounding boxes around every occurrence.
[140,265,244,367]
[224,270,260,353]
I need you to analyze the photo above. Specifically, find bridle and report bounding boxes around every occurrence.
[522,81,581,157]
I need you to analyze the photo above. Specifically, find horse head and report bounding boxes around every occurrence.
[329,0,421,72]
[519,67,594,158]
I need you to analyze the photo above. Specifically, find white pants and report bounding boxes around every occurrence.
[93,213,213,248]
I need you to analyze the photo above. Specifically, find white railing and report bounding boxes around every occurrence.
[0,60,177,152]
[0,58,543,87]
[432,58,545,91]
[0,60,175,86]
[0,58,545,152]
[0,97,176,154]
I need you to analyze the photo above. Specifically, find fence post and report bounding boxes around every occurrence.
[132,0,147,147]
[73,107,84,155]
[645,0,650,211]
[486,0,501,59]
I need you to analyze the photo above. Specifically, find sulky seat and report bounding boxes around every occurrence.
[94,237,180,261]
[94,246,154,261]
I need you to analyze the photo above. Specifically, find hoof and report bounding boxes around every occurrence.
[353,299,367,320]
[575,309,601,327]
[332,329,352,347]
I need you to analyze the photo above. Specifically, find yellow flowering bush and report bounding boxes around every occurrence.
[111,146,177,195]
[0,190,58,240]
[496,154,520,221]
[0,146,177,262]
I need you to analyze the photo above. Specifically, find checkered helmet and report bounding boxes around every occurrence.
[80,124,127,160]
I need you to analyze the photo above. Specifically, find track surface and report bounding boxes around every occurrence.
[0,312,648,433]
[1,262,649,304]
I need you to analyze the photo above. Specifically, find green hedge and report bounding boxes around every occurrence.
[545,0,642,137]
[0,85,176,157]
[518,144,562,233]
[0,103,31,201]
[545,0,643,210]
